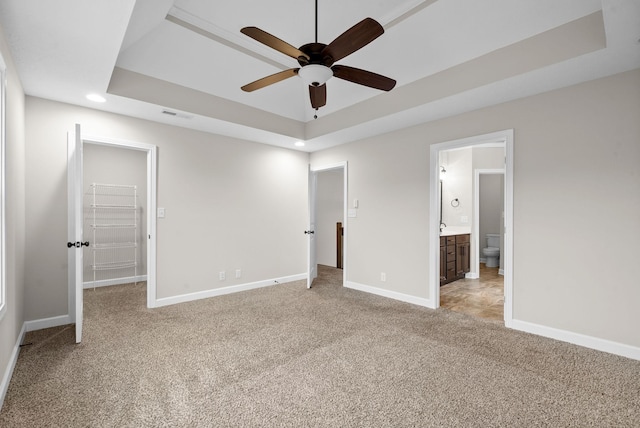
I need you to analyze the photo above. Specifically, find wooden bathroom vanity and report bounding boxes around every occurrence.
[440,233,470,286]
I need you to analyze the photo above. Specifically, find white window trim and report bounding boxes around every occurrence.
[0,51,6,321]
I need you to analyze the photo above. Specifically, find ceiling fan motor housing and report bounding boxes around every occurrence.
[297,43,333,66]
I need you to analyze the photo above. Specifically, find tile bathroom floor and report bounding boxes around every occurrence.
[440,264,504,322]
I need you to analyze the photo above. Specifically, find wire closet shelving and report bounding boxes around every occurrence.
[88,183,138,286]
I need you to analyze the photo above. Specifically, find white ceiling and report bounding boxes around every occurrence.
[1,0,639,152]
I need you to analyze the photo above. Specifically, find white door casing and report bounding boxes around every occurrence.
[429,130,514,325]
[309,162,348,287]
[79,135,158,308]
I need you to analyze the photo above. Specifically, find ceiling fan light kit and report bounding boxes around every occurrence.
[298,64,333,87]
[240,0,396,116]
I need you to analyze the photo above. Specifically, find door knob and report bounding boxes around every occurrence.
[67,241,90,248]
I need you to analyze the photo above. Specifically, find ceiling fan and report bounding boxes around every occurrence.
[240,0,396,117]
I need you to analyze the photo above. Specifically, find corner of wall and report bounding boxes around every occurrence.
[0,20,28,412]
[0,323,25,410]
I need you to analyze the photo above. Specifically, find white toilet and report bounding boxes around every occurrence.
[482,234,500,268]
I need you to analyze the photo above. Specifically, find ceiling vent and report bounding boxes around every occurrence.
[161,109,193,119]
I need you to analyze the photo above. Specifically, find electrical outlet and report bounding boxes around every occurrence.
[235,269,242,279]
[380,272,386,282]
[219,271,225,281]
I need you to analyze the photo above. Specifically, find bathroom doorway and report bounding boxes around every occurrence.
[429,130,513,325]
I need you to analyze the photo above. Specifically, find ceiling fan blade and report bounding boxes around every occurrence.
[332,65,396,91]
[309,84,327,109]
[241,68,300,92]
[321,18,384,65]
[241,27,310,61]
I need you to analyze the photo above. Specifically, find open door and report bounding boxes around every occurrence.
[67,124,84,343]
[306,166,317,288]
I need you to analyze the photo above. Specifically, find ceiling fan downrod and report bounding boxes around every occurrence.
[313,0,320,119]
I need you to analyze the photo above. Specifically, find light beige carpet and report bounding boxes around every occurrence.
[1,265,639,427]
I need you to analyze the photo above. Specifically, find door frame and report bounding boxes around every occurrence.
[429,130,513,326]
[309,161,348,286]
[68,133,158,322]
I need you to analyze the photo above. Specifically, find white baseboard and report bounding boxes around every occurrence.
[83,275,147,289]
[154,273,307,308]
[498,268,504,276]
[345,281,434,308]
[1,323,26,411]
[24,315,71,332]
[510,319,640,361]
[465,272,479,279]
[343,282,640,361]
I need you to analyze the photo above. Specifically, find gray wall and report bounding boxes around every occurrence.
[311,69,640,348]
[0,24,26,402]
[82,144,148,282]
[24,97,309,318]
[316,169,344,267]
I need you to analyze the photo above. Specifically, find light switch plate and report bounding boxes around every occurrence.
[157,207,165,218]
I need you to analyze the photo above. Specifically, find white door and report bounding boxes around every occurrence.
[307,167,317,288]
[67,124,85,343]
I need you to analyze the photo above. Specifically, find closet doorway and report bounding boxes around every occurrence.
[68,128,157,343]
[83,144,147,290]
[308,162,348,288]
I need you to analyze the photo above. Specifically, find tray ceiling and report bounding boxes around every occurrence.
[1,0,638,151]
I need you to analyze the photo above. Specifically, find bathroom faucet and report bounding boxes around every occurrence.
[440,222,447,233]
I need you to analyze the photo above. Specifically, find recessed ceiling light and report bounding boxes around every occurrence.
[295,141,305,147]
[86,93,106,103]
